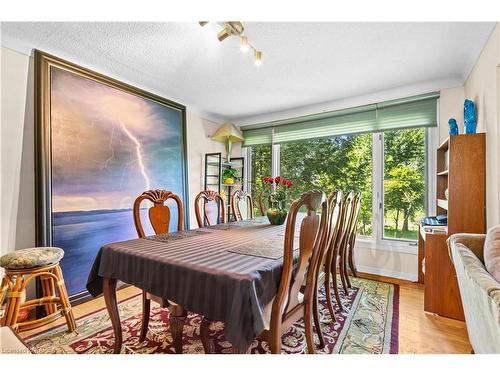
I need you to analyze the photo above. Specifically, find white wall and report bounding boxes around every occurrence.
[0,47,35,260]
[463,24,499,228]
[186,113,241,228]
[438,86,465,142]
[438,24,500,229]
[0,46,229,261]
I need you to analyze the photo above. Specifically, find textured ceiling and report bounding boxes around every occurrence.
[1,22,496,121]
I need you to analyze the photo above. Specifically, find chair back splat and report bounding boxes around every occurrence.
[194,190,226,228]
[133,189,184,237]
[231,190,254,221]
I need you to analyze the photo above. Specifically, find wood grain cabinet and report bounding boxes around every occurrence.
[418,133,486,321]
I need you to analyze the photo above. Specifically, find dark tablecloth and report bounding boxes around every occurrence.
[86,217,293,351]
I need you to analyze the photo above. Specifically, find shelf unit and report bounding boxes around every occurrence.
[419,133,486,321]
[204,152,245,222]
[435,133,486,233]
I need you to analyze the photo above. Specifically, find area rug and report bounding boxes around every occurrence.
[23,277,399,354]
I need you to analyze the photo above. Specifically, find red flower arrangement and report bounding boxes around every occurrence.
[261,176,293,224]
[261,176,293,209]
[262,176,293,188]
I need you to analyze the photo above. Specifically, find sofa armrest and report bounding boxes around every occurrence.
[447,233,486,263]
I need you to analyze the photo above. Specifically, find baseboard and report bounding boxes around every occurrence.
[356,265,418,282]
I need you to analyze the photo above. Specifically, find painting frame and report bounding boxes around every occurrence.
[34,49,189,303]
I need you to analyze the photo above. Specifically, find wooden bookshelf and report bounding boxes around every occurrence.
[419,133,486,321]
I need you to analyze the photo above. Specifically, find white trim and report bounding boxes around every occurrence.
[271,143,280,178]
[356,265,418,282]
[242,146,251,193]
[355,239,418,255]
[372,132,383,243]
[427,125,439,216]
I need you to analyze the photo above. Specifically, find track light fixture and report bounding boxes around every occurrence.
[199,21,263,66]
[217,26,231,42]
[254,50,262,66]
[240,36,249,52]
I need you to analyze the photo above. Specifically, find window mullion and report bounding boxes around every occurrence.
[372,132,383,244]
[272,143,280,177]
[244,146,251,194]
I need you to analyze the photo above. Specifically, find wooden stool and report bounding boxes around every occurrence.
[0,247,76,333]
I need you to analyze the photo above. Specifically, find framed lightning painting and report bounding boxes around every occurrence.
[34,50,188,302]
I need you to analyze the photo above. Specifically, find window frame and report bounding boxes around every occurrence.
[242,126,438,255]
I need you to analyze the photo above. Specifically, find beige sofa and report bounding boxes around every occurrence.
[448,233,500,353]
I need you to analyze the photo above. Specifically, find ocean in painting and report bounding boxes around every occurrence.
[54,208,179,296]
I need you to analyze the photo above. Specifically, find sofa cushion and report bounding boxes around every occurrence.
[485,225,500,283]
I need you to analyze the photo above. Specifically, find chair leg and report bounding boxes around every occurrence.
[348,238,358,277]
[40,275,56,315]
[0,276,9,311]
[304,302,316,354]
[344,246,352,289]
[268,321,282,354]
[331,251,344,312]
[339,249,349,294]
[312,287,325,349]
[2,275,23,328]
[53,265,76,332]
[324,267,336,322]
[140,291,151,341]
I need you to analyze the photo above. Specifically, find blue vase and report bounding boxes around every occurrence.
[464,99,477,134]
[448,118,459,136]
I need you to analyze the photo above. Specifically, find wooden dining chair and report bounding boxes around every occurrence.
[258,189,329,354]
[133,189,184,343]
[342,192,362,288]
[194,190,226,228]
[231,190,254,221]
[320,190,344,322]
[337,192,356,294]
[324,191,353,313]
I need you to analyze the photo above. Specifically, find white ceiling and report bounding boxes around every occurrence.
[1,22,496,122]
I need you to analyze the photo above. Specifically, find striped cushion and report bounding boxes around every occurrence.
[0,247,64,269]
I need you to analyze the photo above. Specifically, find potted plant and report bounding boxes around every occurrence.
[262,176,293,225]
[222,166,239,185]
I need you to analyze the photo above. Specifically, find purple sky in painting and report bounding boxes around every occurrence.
[51,68,184,212]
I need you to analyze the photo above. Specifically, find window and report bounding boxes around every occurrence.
[383,128,426,241]
[279,134,373,236]
[242,93,437,248]
[249,144,272,216]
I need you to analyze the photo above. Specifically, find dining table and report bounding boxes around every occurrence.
[86,216,299,354]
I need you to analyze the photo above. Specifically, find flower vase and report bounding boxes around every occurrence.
[266,199,287,225]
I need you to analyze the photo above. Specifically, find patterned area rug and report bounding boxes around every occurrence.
[23,277,399,354]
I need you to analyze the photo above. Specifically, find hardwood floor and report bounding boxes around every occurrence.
[19,274,472,354]
[357,273,471,354]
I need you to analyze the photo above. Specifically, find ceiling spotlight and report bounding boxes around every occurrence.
[240,36,249,52]
[254,50,262,66]
[217,26,231,42]
[200,21,263,67]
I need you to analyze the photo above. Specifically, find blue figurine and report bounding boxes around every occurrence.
[448,118,459,136]
[464,99,477,134]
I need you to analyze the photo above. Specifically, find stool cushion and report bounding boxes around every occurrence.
[0,247,64,269]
